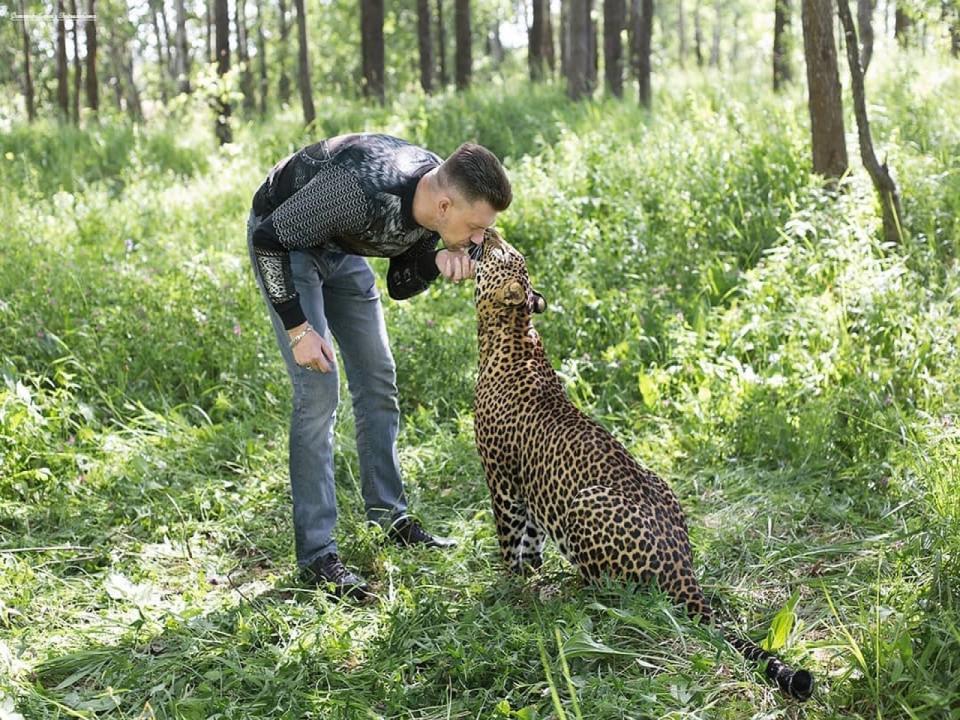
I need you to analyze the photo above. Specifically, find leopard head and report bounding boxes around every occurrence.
[474,230,547,321]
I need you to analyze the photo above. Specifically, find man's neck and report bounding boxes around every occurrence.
[412,169,440,231]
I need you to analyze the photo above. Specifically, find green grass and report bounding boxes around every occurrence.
[2,54,959,719]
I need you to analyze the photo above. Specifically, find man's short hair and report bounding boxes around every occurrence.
[437,143,512,211]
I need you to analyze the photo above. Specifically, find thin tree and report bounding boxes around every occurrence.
[437,0,448,86]
[857,0,874,72]
[256,0,267,113]
[206,0,212,63]
[361,0,386,102]
[945,0,959,57]
[70,0,81,122]
[801,0,847,179]
[632,0,653,107]
[85,0,98,112]
[530,0,549,80]
[773,0,792,91]
[175,0,190,93]
[678,0,687,66]
[19,0,36,121]
[418,0,434,92]
[158,0,174,73]
[568,0,590,98]
[545,9,556,71]
[586,0,598,88]
[709,0,721,66]
[694,0,703,65]
[215,0,232,141]
[837,0,904,243]
[294,0,315,124]
[560,0,569,77]
[894,3,912,45]
[151,0,168,102]
[236,0,255,110]
[57,0,69,118]
[604,0,626,95]
[277,0,291,102]
[455,0,471,89]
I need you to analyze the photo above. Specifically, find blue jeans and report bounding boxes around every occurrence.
[247,210,408,566]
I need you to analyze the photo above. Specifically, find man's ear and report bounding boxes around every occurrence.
[495,281,525,306]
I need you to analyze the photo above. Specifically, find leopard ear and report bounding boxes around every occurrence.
[496,281,525,306]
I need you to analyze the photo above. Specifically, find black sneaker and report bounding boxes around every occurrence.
[387,517,457,549]
[304,553,371,600]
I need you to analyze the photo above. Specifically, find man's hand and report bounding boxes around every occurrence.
[288,324,337,373]
[436,249,476,283]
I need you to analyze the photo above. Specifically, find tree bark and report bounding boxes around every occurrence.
[294,0,315,124]
[587,0,598,89]
[215,0,232,141]
[418,0,434,92]
[206,0,213,63]
[455,0,471,89]
[151,2,168,102]
[604,0,625,95]
[857,0,873,72]
[560,0,569,78]
[19,0,36,122]
[236,0,256,111]
[530,0,549,80]
[545,9,556,71]
[159,0,174,73]
[120,33,143,120]
[277,0,291,102]
[837,0,904,243]
[175,0,190,92]
[256,0,267,113]
[694,0,703,65]
[437,0,448,86]
[709,1,720,67]
[894,4,911,46]
[70,0,82,123]
[678,0,686,66]
[84,0,98,113]
[361,0,386,102]
[773,0,792,91]
[57,0,69,119]
[801,0,848,179]
[952,2,960,58]
[568,0,589,99]
[633,0,652,107]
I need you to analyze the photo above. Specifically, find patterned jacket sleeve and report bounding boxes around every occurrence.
[386,234,442,300]
[251,163,371,329]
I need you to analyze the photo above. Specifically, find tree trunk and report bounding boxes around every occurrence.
[587,0,598,89]
[568,0,589,99]
[70,0,82,123]
[857,0,874,72]
[545,9,556,72]
[709,1,721,66]
[837,0,904,243]
[236,0,256,111]
[256,0,267,113]
[278,0,291,102]
[159,0,174,73]
[455,0,471,89]
[952,1,960,58]
[437,0,448,86]
[560,0,569,78]
[215,0,233,141]
[361,0,386,102]
[418,0,434,92]
[801,0,847,179]
[84,0,98,113]
[175,0,190,93]
[57,0,69,119]
[678,0,687,66]
[151,3,168,102]
[206,0,213,63]
[530,0,548,80]
[294,0,315,124]
[19,0,36,122]
[894,4,911,46]
[604,0,625,95]
[694,0,703,65]
[120,34,143,120]
[773,0,792,91]
[730,9,741,65]
[633,0,652,107]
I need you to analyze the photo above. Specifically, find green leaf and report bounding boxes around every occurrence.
[761,591,800,651]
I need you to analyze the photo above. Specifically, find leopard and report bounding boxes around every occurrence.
[473,231,813,701]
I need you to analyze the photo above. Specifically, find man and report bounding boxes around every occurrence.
[246,133,511,599]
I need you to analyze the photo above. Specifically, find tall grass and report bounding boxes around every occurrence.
[1,53,959,719]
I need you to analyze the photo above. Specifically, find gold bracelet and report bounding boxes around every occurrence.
[288,324,314,349]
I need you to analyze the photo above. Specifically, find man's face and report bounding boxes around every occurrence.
[436,190,498,252]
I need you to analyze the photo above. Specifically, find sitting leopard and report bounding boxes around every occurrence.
[473,231,813,701]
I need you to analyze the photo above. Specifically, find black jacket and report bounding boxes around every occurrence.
[250,133,443,329]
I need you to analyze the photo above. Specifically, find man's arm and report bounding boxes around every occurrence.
[386,234,442,300]
[251,163,370,329]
